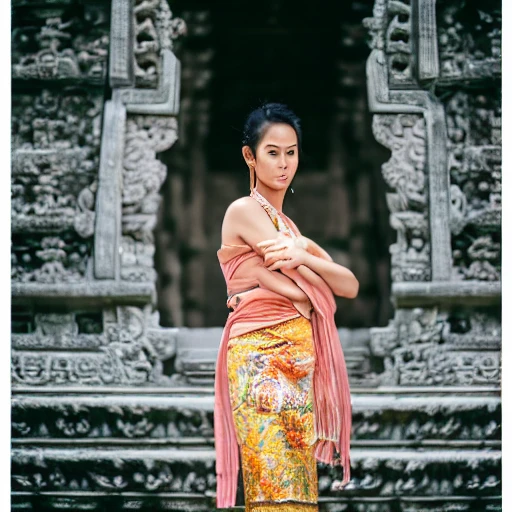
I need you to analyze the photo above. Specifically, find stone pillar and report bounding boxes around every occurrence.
[10,1,220,509]
[359,0,501,509]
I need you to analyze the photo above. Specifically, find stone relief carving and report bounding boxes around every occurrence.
[12,13,109,82]
[11,307,176,387]
[11,235,91,284]
[133,0,186,88]
[11,88,102,277]
[12,311,103,350]
[12,398,500,444]
[370,307,501,386]
[371,114,430,282]
[385,0,414,86]
[73,179,98,238]
[11,449,500,498]
[364,0,386,53]
[445,90,501,281]
[364,0,415,86]
[123,116,178,220]
[12,402,213,440]
[437,0,501,81]
[121,236,157,282]
[120,115,178,281]
[12,89,102,150]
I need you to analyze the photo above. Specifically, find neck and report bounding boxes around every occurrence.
[253,184,286,212]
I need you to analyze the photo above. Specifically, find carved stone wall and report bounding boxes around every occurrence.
[10,0,190,509]
[364,0,501,509]
[12,0,501,510]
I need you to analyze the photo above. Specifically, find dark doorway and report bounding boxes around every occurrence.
[155,0,394,328]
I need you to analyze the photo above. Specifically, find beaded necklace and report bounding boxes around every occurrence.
[249,189,297,239]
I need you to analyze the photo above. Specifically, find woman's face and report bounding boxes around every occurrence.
[247,122,299,193]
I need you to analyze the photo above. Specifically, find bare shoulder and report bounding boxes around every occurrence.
[222,196,275,245]
[226,196,261,214]
[224,196,268,223]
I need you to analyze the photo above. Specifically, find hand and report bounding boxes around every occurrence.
[257,235,308,270]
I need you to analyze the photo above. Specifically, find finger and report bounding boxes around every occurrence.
[266,259,283,271]
[257,239,278,248]
[267,259,292,271]
[264,255,281,267]
[264,247,289,260]
[260,241,288,252]
[263,246,288,256]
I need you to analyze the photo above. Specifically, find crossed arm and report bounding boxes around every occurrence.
[222,197,359,301]
[258,236,359,299]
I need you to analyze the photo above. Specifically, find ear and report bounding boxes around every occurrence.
[242,145,255,167]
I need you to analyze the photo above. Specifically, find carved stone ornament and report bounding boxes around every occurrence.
[437,0,501,82]
[372,114,430,282]
[133,0,186,88]
[370,307,501,387]
[12,12,110,82]
[12,307,177,387]
[11,446,500,500]
[445,90,501,281]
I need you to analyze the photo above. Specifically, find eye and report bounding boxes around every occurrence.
[268,151,277,155]
[287,150,295,155]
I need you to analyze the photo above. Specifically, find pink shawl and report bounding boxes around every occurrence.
[214,241,352,508]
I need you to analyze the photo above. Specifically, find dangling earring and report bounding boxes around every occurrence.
[290,187,295,194]
[249,165,256,192]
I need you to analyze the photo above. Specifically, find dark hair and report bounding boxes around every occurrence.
[241,102,303,158]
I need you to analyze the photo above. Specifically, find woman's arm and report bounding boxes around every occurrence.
[298,253,359,298]
[253,265,309,302]
[223,198,312,315]
[258,238,359,299]
[299,236,332,261]
[253,265,312,318]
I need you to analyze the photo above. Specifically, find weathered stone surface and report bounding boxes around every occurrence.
[363,1,501,507]
[370,307,501,387]
[437,0,501,82]
[11,0,501,510]
[12,5,110,83]
[12,306,177,388]
[372,114,430,282]
[11,393,500,445]
[11,446,501,504]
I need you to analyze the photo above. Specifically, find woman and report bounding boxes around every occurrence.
[215,103,359,511]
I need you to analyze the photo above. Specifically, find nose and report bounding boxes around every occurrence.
[279,153,287,169]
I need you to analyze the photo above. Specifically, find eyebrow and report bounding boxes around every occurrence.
[264,144,297,149]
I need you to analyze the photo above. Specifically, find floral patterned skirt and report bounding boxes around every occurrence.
[227,316,318,512]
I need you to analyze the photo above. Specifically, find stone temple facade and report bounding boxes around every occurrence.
[11,0,501,511]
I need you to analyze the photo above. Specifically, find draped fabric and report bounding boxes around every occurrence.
[215,191,352,508]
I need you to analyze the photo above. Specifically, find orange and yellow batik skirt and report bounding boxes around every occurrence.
[227,315,319,512]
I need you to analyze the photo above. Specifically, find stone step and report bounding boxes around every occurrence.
[11,446,501,511]
[12,392,501,447]
[11,494,503,512]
